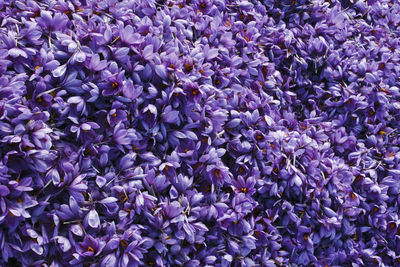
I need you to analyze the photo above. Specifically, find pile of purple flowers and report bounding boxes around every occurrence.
[1,0,400,266]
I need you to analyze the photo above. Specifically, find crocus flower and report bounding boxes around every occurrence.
[0,0,400,265]
[76,235,106,258]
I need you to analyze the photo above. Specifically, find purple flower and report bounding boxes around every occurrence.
[84,208,100,229]
[113,123,131,147]
[76,235,106,258]
[232,176,256,196]
[119,25,143,45]
[86,54,108,72]
[36,10,68,32]
[162,105,180,125]
[100,67,126,96]
[107,109,127,127]
[163,201,183,219]
[206,163,232,187]
[70,120,101,143]
[1,0,400,265]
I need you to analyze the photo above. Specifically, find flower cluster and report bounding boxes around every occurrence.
[1,0,400,266]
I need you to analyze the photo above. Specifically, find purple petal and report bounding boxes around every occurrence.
[44,60,60,70]
[96,175,107,188]
[70,224,84,236]
[67,96,82,104]
[85,209,100,228]
[54,236,71,252]
[143,44,154,61]
[8,48,27,58]
[0,185,10,197]
[74,51,86,63]
[99,197,118,204]
[52,64,67,78]
[47,169,60,185]
[206,48,219,60]
[155,65,168,79]
[81,123,91,131]
[163,106,179,124]
[122,80,142,100]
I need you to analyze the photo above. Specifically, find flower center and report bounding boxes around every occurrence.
[112,82,119,88]
[214,169,221,178]
[241,188,247,193]
[120,240,129,247]
[87,246,94,253]
[185,62,193,71]
[120,194,127,202]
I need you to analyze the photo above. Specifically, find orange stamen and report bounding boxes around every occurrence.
[120,240,128,247]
